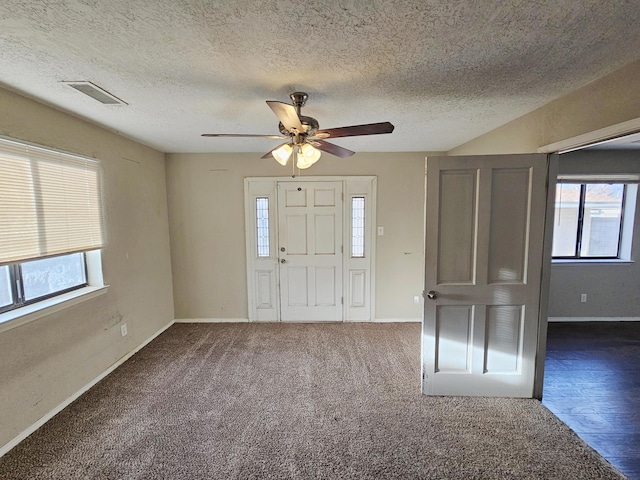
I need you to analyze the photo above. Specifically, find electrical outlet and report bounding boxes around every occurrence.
[413,295,420,304]
[580,294,587,303]
[120,323,128,337]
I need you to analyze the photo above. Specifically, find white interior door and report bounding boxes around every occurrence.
[278,181,343,322]
[422,154,549,397]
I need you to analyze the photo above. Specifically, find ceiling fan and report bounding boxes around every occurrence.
[202,92,394,169]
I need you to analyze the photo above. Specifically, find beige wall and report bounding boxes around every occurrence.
[449,59,640,156]
[166,152,429,321]
[0,88,174,449]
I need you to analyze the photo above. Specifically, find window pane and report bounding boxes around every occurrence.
[580,184,623,257]
[21,253,86,301]
[552,184,580,257]
[352,197,365,258]
[256,197,270,258]
[0,265,12,307]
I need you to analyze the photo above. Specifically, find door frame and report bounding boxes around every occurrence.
[533,154,558,399]
[244,176,377,322]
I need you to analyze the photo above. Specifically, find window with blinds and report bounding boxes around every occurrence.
[0,137,105,265]
[0,137,105,315]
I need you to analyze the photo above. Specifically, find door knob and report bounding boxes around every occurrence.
[426,290,437,300]
[280,259,286,264]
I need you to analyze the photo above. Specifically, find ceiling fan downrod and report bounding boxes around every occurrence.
[290,92,308,115]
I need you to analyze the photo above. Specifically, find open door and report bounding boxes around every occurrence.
[422,154,549,397]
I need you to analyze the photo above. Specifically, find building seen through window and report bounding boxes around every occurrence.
[552,182,625,259]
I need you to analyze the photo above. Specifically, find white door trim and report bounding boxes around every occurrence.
[537,117,640,154]
[245,176,377,322]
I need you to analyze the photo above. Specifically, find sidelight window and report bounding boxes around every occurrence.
[351,196,365,258]
[256,197,270,257]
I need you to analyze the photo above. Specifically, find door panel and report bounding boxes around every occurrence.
[314,214,336,254]
[315,267,336,305]
[256,271,275,309]
[423,154,548,397]
[485,305,523,373]
[488,168,530,284]
[287,267,308,305]
[435,305,473,373]
[284,215,307,254]
[278,181,343,321]
[437,170,477,284]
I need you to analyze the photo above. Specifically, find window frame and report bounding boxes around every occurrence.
[0,252,90,315]
[552,181,628,261]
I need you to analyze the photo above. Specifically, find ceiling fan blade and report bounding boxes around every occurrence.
[201,133,287,139]
[266,101,304,132]
[315,121,394,139]
[314,140,355,158]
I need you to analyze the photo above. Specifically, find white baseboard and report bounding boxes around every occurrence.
[176,318,421,323]
[0,320,175,458]
[548,316,640,322]
[174,318,249,323]
[373,318,421,323]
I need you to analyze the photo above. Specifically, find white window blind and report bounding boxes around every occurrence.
[0,137,105,265]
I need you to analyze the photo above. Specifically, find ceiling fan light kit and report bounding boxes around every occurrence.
[272,143,293,166]
[296,143,322,169]
[202,92,394,168]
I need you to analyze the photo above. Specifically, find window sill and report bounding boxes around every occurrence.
[552,259,634,266]
[0,285,109,334]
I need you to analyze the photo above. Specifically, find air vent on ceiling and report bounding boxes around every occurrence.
[63,81,127,105]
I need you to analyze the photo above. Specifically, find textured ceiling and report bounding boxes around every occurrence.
[1,1,640,153]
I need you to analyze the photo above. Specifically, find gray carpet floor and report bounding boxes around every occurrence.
[0,322,626,479]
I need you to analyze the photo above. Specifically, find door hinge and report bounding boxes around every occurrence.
[341,296,344,305]
[341,245,343,254]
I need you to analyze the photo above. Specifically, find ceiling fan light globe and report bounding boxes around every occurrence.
[296,145,321,169]
[272,143,293,165]
[300,143,321,162]
[296,156,313,169]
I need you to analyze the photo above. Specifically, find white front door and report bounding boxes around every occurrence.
[277,181,343,322]
[422,154,549,397]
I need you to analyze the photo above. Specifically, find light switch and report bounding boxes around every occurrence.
[377,226,384,236]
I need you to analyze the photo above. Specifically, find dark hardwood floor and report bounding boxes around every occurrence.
[543,322,640,479]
